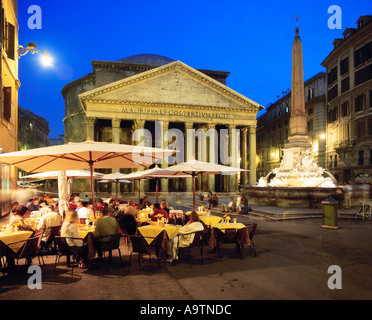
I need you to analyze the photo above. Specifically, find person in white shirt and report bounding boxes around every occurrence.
[37,208,62,242]
[168,211,204,262]
[76,201,93,220]
[222,197,237,212]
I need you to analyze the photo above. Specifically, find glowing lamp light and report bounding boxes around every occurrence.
[320,133,326,140]
[40,52,53,67]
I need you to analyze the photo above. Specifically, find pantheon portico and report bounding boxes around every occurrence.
[62,54,263,194]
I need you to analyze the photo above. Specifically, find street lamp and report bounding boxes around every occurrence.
[18,42,52,66]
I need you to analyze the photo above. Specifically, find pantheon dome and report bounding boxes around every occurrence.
[117,53,175,66]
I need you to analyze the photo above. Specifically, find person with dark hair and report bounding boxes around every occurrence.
[8,205,32,231]
[26,198,39,212]
[76,200,93,220]
[168,211,204,262]
[151,202,168,221]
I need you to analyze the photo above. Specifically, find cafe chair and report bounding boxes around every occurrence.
[213,227,239,260]
[176,230,204,267]
[54,236,82,276]
[128,235,160,275]
[0,240,10,277]
[42,225,61,254]
[246,223,258,257]
[8,233,44,267]
[95,233,123,265]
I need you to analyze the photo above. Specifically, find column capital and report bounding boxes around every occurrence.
[206,123,216,130]
[185,122,194,130]
[85,117,96,127]
[227,124,236,132]
[241,126,249,135]
[248,125,256,134]
[112,118,121,128]
[132,119,146,131]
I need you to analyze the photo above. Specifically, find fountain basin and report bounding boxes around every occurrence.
[239,185,344,208]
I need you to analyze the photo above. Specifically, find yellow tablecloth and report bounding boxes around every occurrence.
[210,222,246,232]
[185,211,209,216]
[138,224,182,244]
[0,230,34,253]
[200,215,222,226]
[78,226,95,239]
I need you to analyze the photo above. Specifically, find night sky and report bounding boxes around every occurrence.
[17,0,371,139]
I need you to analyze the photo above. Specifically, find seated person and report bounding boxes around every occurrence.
[61,211,89,268]
[6,201,19,217]
[151,202,169,221]
[239,194,251,215]
[160,200,170,215]
[140,195,152,209]
[9,205,33,231]
[76,201,93,220]
[36,206,62,242]
[26,197,39,212]
[68,198,77,210]
[124,200,138,218]
[208,194,219,209]
[93,207,120,259]
[222,197,237,212]
[108,199,118,215]
[168,211,204,262]
[95,199,105,212]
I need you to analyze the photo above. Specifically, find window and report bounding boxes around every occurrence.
[329,156,333,168]
[341,101,349,117]
[334,155,338,168]
[370,150,372,165]
[6,22,15,60]
[308,88,314,100]
[370,91,372,108]
[327,107,338,123]
[355,95,364,112]
[341,77,349,93]
[340,57,349,75]
[358,150,364,166]
[327,66,338,86]
[354,42,372,67]
[368,118,372,136]
[308,107,313,115]
[327,85,338,102]
[307,120,313,132]
[356,120,365,138]
[355,64,372,86]
[2,87,11,122]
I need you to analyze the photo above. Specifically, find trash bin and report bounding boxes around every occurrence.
[321,197,338,229]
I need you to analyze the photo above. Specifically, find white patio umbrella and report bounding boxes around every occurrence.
[58,170,69,216]
[0,139,175,216]
[21,169,104,180]
[149,158,247,211]
[99,171,132,201]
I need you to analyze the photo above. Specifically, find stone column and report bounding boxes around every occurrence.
[197,124,208,191]
[132,120,146,194]
[248,125,257,185]
[241,127,248,185]
[160,121,169,193]
[228,124,237,192]
[111,119,121,193]
[85,117,96,141]
[207,123,216,192]
[185,122,194,192]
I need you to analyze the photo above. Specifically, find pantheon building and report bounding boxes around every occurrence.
[62,54,262,194]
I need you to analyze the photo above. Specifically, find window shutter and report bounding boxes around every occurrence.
[3,87,11,121]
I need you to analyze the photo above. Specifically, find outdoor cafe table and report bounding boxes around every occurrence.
[199,215,222,227]
[209,223,251,258]
[137,224,182,258]
[77,225,96,261]
[0,230,34,253]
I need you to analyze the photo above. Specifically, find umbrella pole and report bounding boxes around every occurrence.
[89,158,96,218]
[116,180,119,202]
[138,180,141,206]
[156,178,159,203]
[193,173,196,211]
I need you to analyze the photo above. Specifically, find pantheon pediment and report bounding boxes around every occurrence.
[79,61,262,114]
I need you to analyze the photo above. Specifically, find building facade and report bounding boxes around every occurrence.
[321,15,372,184]
[18,106,49,151]
[256,72,327,179]
[62,54,263,193]
[0,0,19,215]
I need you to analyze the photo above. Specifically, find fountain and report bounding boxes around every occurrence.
[240,23,343,208]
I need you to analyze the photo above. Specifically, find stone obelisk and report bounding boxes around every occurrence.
[286,19,311,149]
